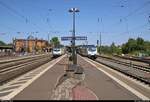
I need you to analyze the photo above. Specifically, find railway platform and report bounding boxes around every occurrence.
[0,54,149,100]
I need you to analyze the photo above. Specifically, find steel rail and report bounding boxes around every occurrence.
[0,55,53,84]
[97,55,150,72]
[0,55,51,70]
[114,55,150,65]
[0,54,50,64]
[0,57,49,73]
[79,54,150,85]
[95,59,150,85]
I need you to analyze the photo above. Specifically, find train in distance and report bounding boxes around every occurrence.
[52,47,65,58]
[77,45,98,59]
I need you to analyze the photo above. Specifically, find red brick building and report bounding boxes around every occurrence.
[13,36,49,53]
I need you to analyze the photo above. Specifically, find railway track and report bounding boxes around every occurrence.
[93,55,150,85]
[79,54,150,85]
[114,55,150,65]
[97,55,150,72]
[0,54,51,70]
[0,54,53,85]
[0,54,48,64]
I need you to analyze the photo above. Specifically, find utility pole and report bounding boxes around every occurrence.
[86,40,88,46]
[98,18,102,55]
[99,32,101,55]
[48,32,50,44]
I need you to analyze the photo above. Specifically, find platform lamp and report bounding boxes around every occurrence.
[68,8,80,65]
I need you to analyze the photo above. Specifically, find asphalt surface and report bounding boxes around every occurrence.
[78,55,140,100]
[12,56,67,100]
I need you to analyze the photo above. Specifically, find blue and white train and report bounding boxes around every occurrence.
[78,45,98,59]
[52,47,65,58]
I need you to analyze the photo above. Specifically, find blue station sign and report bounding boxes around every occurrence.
[61,36,87,41]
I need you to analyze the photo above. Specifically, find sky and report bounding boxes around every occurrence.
[0,0,150,46]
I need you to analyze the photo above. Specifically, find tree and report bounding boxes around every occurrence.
[122,38,137,54]
[98,45,111,54]
[50,37,60,47]
[137,37,144,45]
[0,40,6,46]
[144,41,150,56]
[98,37,150,56]
[110,42,116,54]
[122,44,128,54]
[136,37,144,50]
[121,37,150,56]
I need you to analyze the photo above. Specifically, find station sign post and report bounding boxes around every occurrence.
[61,36,87,41]
[61,36,87,65]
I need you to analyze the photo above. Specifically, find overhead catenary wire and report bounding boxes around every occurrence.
[19,1,54,32]
[123,1,150,20]
[46,9,54,31]
[106,1,150,41]
[110,1,150,28]
[0,23,17,31]
[122,23,149,34]
[0,1,44,32]
[82,21,149,37]
[109,23,150,39]
[0,1,28,23]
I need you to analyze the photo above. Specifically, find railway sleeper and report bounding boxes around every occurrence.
[95,60,150,85]
[98,57,150,72]
[0,57,51,85]
[0,56,49,71]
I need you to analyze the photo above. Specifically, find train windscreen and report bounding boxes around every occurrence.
[88,47,96,52]
[53,48,60,52]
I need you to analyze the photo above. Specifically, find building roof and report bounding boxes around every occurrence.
[15,39,48,42]
[0,45,13,49]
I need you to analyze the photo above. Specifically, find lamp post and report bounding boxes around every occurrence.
[69,8,79,65]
